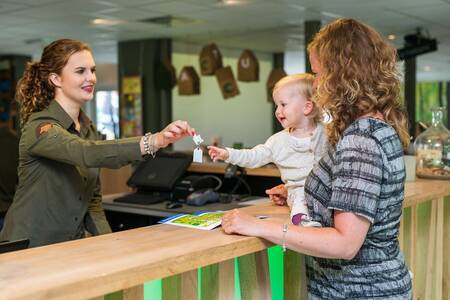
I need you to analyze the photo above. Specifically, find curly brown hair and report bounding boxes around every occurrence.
[307,18,410,150]
[16,39,91,126]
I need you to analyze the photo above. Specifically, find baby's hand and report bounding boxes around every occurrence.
[266,184,287,206]
[207,146,229,162]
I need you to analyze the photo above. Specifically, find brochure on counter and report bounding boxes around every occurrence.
[158,211,223,230]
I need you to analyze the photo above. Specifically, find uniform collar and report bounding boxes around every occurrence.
[78,110,92,136]
[48,100,93,135]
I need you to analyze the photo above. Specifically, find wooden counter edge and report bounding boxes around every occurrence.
[0,205,281,300]
[1,232,273,300]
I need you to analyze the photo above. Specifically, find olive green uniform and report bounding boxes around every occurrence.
[0,127,19,214]
[0,100,142,247]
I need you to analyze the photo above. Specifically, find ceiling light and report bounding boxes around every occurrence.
[217,0,247,6]
[92,18,123,26]
[388,34,396,40]
[320,11,343,19]
[424,65,431,72]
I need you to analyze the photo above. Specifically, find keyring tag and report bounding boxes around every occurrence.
[193,134,204,145]
[192,134,204,163]
[193,147,203,163]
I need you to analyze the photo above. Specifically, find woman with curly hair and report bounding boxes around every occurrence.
[221,18,412,299]
[0,39,195,248]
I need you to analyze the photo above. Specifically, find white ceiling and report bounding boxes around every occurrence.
[0,0,449,80]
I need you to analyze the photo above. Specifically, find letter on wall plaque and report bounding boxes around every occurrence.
[266,68,287,102]
[238,49,259,82]
[216,66,240,99]
[199,43,223,76]
[178,66,200,95]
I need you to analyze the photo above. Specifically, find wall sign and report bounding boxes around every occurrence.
[216,66,240,99]
[155,59,177,90]
[238,49,259,82]
[199,43,223,75]
[178,66,200,95]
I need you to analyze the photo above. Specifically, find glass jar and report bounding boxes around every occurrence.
[414,107,450,179]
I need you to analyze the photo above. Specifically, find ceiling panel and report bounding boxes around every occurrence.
[2,0,61,5]
[95,0,168,7]
[0,0,449,80]
[0,1,27,13]
[90,7,164,21]
[138,1,210,14]
[0,14,39,26]
[8,1,117,19]
[398,3,450,28]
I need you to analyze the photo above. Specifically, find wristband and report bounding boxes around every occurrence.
[282,223,288,252]
[143,132,156,158]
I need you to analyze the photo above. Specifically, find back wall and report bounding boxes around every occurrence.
[172,42,274,151]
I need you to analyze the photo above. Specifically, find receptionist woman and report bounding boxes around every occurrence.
[0,39,195,248]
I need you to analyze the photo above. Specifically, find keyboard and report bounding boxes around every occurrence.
[114,193,166,205]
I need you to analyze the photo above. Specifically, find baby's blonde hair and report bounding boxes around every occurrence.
[273,73,321,123]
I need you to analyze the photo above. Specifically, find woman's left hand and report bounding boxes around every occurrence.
[221,209,260,236]
[155,120,195,148]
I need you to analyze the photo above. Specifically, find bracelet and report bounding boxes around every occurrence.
[143,132,156,158]
[282,223,288,252]
[149,133,156,157]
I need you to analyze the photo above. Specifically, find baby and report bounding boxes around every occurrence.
[208,74,328,226]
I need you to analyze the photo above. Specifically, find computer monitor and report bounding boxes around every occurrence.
[126,152,192,192]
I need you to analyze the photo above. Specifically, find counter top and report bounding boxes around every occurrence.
[0,203,283,300]
[403,179,450,208]
[1,179,449,299]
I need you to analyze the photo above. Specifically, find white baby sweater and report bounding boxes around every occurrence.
[226,124,328,218]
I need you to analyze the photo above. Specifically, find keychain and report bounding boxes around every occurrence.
[192,134,204,163]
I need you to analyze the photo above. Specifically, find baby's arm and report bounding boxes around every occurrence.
[226,144,272,168]
[208,144,272,167]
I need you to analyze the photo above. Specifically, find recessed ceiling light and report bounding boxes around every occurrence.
[388,34,396,40]
[217,0,247,6]
[320,11,343,19]
[424,65,431,71]
[92,18,123,26]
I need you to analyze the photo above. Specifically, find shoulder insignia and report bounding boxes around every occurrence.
[35,122,53,137]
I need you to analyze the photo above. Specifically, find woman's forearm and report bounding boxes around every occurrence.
[254,220,362,260]
[222,210,369,260]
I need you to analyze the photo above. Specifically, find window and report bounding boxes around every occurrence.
[96,91,119,140]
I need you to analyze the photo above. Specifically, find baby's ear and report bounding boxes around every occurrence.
[304,100,314,116]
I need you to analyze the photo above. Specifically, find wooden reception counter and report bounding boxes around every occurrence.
[0,179,449,300]
[187,161,281,177]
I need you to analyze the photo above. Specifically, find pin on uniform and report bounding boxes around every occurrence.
[193,134,204,163]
